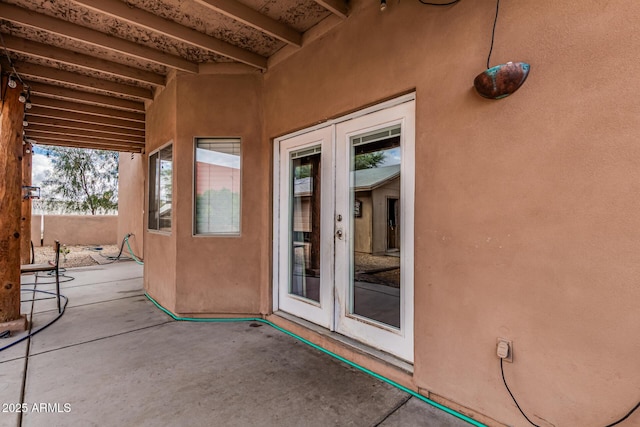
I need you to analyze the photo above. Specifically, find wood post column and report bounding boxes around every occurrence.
[0,76,27,330]
[20,141,32,264]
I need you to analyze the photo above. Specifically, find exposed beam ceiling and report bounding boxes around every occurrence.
[71,0,268,70]
[192,0,302,47]
[1,0,348,152]
[2,3,198,73]
[24,135,144,152]
[29,82,146,112]
[26,125,145,144]
[27,107,145,131]
[13,62,153,100]
[27,116,145,138]
[313,0,349,19]
[1,35,166,87]
[29,97,145,122]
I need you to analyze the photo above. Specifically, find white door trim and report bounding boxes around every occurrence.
[334,101,415,362]
[273,94,416,362]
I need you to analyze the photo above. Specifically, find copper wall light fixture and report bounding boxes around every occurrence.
[473,0,530,99]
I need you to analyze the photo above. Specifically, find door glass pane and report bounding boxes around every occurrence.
[289,147,321,303]
[350,125,401,328]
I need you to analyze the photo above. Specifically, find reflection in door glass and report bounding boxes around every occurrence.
[351,126,401,328]
[289,147,321,303]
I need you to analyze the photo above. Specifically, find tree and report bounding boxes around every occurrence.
[42,147,118,215]
[354,151,385,170]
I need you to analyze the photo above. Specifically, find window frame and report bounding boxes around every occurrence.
[192,137,243,237]
[147,141,173,234]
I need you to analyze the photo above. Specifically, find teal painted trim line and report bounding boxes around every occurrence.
[145,292,487,427]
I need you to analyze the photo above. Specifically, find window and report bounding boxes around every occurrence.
[194,138,241,235]
[148,144,173,232]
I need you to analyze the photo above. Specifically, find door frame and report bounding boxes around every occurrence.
[333,101,415,362]
[272,93,416,361]
[274,126,335,329]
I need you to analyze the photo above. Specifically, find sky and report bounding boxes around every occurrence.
[31,146,52,188]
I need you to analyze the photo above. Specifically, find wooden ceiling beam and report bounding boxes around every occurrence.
[1,35,165,87]
[26,124,145,144]
[313,0,349,19]
[71,0,268,70]
[27,106,145,130]
[192,0,302,47]
[29,96,145,122]
[26,136,143,153]
[25,116,144,138]
[28,82,145,113]
[2,3,198,73]
[14,62,153,100]
[25,132,144,148]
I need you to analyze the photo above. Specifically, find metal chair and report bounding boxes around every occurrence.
[21,241,61,313]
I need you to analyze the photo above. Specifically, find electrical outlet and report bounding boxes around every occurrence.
[496,338,513,363]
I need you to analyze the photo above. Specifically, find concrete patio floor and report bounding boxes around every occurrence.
[1,262,472,427]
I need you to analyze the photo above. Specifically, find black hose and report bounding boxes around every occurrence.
[0,289,68,353]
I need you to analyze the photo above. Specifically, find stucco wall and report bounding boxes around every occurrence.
[31,214,41,246]
[144,75,178,311]
[263,0,640,426]
[118,153,145,259]
[173,70,266,315]
[140,0,640,425]
[31,215,117,246]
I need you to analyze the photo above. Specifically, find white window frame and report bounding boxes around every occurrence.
[147,141,173,234]
[193,137,242,237]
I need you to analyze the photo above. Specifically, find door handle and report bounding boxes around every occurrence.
[335,229,343,240]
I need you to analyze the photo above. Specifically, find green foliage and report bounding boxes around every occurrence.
[42,147,118,215]
[354,152,385,170]
[294,164,312,179]
[195,188,240,233]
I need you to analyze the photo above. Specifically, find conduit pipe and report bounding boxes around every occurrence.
[145,293,486,427]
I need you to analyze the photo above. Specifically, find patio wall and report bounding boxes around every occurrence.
[144,75,178,312]
[117,152,145,259]
[263,1,640,425]
[31,214,118,247]
[122,0,640,425]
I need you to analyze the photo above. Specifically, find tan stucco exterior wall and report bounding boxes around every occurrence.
[262,0,640,425]
[144,76,178,311]
[118,153,145,258]
[138,0,640,425]
[32,215,117,246]
[173,71,267,315]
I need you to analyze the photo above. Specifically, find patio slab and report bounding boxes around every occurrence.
[0,359,25,427]
[1,262,476,427]
[379,396,470,427]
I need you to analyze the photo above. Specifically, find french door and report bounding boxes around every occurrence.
[274,97,415,362]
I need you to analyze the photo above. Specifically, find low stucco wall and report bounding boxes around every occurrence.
[118,153,145,258]
[32,215,118,246]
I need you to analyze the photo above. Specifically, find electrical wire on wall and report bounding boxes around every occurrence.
[0,32,27,109]
[500,358,640,426]
[486,0,499,68]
